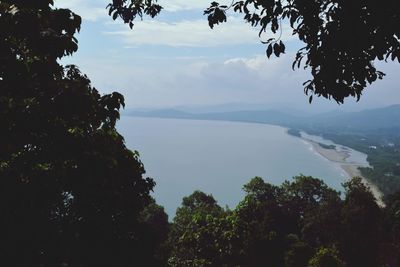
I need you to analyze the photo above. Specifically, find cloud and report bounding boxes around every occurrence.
[104,16,295,47]
[54,0,108,21]
[105,17,257,47]
[55,0,297,48]
[54,0,220,20]
[77,52,310,108]
[159,0,209,12]
[70,47,400,112]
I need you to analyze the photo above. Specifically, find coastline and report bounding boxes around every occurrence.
[128,116,389,207]
[306,139,385,207]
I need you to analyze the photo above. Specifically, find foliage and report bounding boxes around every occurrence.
[108,0,400,103]
[167,176,400,266]
[308,246,345,267]
[138,198,171,266]
[234,177,288,266]
[320,133,400,197]
[0,1,157,265]
[284,235,314,267]
[168,191,235,266]
[384,192,400,245]
[340,177,382,267]
[287,128,302,137]
[107,0,162,29]
[318,143,336,150]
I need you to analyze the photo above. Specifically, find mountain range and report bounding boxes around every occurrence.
[127,104,400,136]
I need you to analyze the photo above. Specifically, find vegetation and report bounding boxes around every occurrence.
[1,0,400,266]
[287,128,302,138]
[0,1,161,265]
[163,176,400,266]
[318,143,336,150]
[321,133,400,197]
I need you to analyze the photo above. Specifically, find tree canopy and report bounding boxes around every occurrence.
[107,0,400,103]
[167,176,400,266]
[0,1,160,265]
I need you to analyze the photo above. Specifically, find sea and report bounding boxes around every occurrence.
[118,116,359,217]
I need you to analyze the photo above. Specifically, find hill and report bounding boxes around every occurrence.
[129,104,400,136]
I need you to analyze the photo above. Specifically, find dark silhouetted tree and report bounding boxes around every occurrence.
[284,234,314,267]
[138,198,171,266]
[0,1,156,266]
[340,177,382,267]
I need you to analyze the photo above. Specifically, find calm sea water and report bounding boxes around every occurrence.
[118,117,349,216]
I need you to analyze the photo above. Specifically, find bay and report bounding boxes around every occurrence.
[118,117,348,216]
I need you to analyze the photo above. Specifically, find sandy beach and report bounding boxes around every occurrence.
[307,140,385,207]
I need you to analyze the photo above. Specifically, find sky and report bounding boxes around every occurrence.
[55,0,400,113]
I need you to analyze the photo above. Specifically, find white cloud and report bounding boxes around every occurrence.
[105,17,256,47]
[55,0,225,14]
[104,16,295,47]
[78,52,309,108]
[54,0,212,20]
[55,0,297,48]
[159,0,209,12]
[54,0,108,21]
[70,48,400,111]
[54,1,400,112]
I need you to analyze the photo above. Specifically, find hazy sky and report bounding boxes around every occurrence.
[55,0,400,112]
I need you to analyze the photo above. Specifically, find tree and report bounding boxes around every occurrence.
[107,0,400,103]
[234,177,288,266]
[280,175,342,247]
[0,1,156,265]
[231,176,342,266]
[381,192,400,266]
[308,246,345,267]
[165,176,400,266]
[284,234,314,267]
[168,191,233,266]
[384,192,400,246]
[138,198,171,266]
[340,177,382,267]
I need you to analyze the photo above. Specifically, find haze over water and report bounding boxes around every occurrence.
[118,117,349,216]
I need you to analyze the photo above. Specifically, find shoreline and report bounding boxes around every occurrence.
[306,139,385,207]
[125,117,386,206]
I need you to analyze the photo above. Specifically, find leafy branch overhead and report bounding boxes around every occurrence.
[107,0,162,29]
[108,0,400,103]
[203,2,228,29]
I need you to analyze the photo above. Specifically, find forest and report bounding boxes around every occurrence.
[157,175,400,267]
[1,0,399,266]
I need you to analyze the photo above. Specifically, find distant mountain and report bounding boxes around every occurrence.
[304,104,400,135]
[172,102,315,116]
[128,104,400,136]
[129,108,302,126]
[129,109,195,119]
